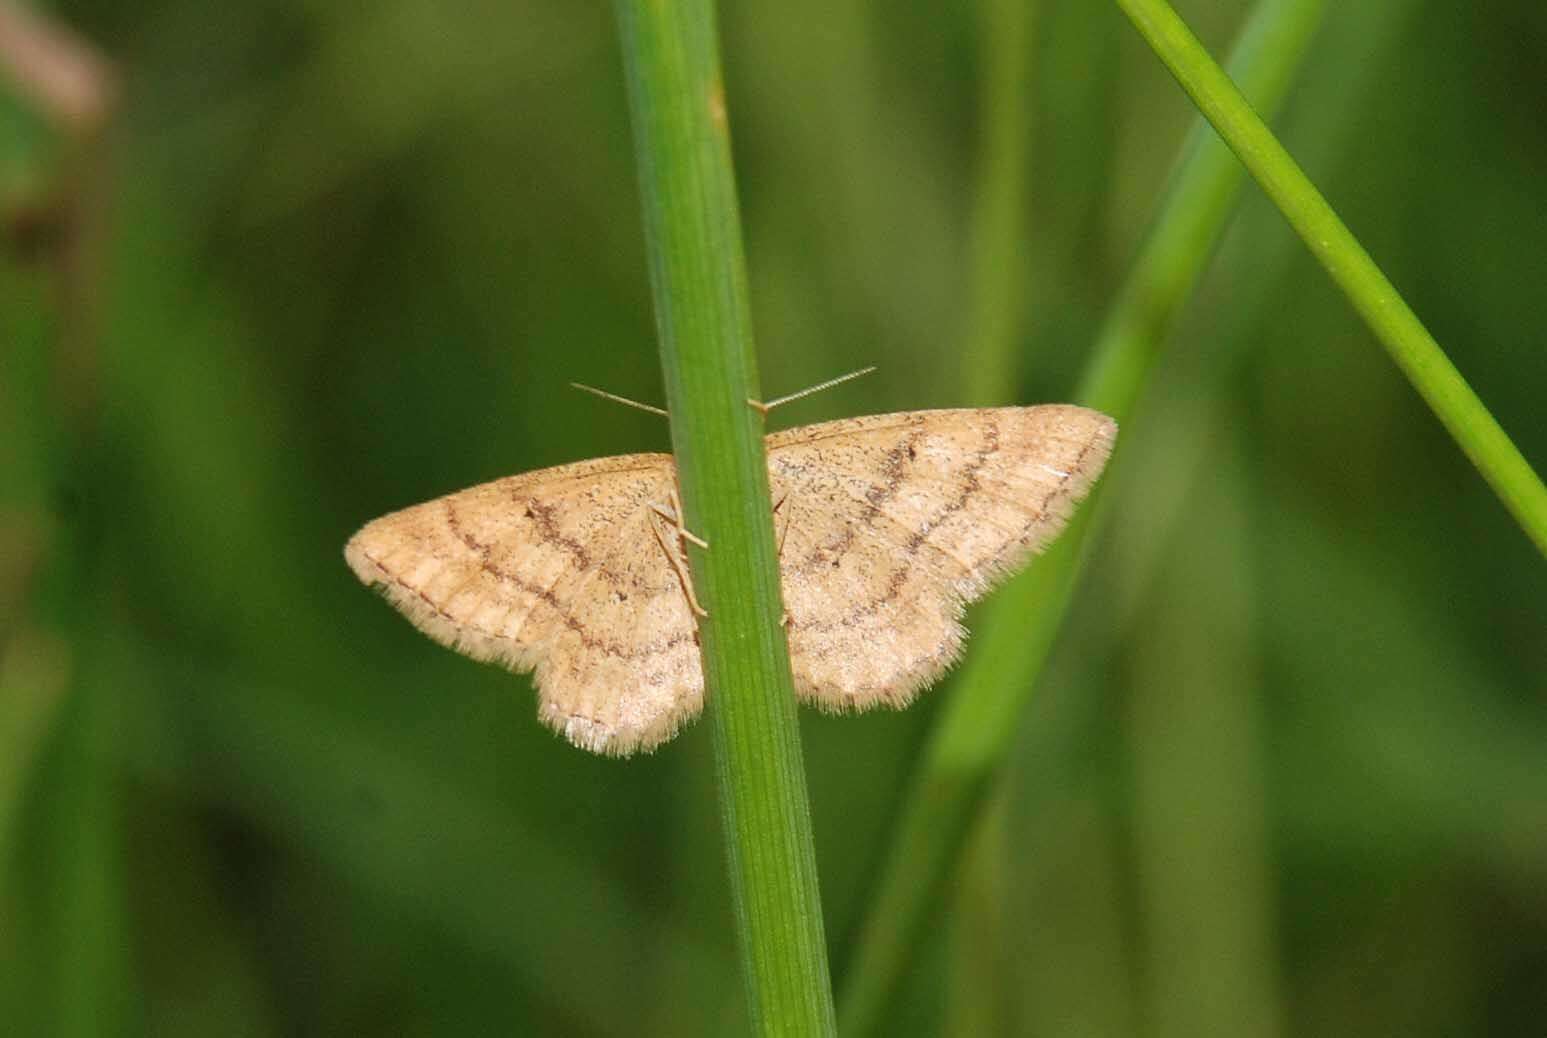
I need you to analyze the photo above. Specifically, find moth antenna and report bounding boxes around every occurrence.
[748,366,877,416]
[571,382,670,418]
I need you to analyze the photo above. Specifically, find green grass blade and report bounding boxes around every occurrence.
[961,0,1037,404]
[611,2,837,1033]
[837,2,1328,1031]
[1116,0,1547,556]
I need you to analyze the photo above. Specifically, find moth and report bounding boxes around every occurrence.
[346,403,1115,756]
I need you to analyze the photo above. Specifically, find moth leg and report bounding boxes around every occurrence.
[648,484,709,550]
[770,492,793,628]
[771,492,791,560]
[648,508,708,619]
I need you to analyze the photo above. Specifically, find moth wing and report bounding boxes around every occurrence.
[346,454,703,756]
[766,406,1115,709]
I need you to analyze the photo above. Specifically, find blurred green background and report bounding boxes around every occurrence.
[4,0,1545,1034]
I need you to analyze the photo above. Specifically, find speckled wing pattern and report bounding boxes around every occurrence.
[767,405,1115,710]
[346,405,1115,756]
[345,454,703,756]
